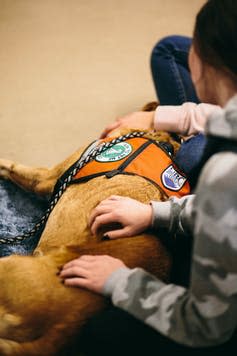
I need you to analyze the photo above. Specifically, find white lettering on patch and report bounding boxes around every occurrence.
[161,165,186,191]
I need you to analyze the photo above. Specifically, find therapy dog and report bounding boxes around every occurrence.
[0,104,190,355]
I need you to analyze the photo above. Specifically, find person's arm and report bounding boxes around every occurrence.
[100,102,221,139]
[102,153,237,347]
[87,193,194,240]
[154,102,222,137]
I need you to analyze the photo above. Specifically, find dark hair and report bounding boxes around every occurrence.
[193,0,237,82]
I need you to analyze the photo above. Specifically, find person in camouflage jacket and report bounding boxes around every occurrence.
[60,0,237,352]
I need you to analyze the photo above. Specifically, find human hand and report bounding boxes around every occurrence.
[89,195,153,239]
[100,111,154,138]
[59,254,126,293]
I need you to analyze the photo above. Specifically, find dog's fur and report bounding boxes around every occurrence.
[0,104,180,355]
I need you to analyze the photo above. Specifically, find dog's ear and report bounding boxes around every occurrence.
[141,101,159,112]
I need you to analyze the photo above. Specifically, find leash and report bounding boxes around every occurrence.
[0,131,146,245]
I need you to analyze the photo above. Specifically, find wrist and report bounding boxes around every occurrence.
[145,203,153,229]
[148,111,155,130]
[150,200,172,230]
[102,267,132,296]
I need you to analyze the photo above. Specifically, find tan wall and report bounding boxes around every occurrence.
[0,0,205,166]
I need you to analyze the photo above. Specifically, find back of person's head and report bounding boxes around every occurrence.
[193,0,237,84]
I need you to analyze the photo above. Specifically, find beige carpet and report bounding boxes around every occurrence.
[0,0,205,166]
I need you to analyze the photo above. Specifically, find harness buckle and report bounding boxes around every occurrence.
[105,169,121,178]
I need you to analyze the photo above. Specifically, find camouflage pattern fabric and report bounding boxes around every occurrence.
[103,95,237,347]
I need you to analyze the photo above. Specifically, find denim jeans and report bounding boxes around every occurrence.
[150,35,206,179]
[151,35,200,105]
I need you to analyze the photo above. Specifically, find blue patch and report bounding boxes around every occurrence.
[161,165,186,191]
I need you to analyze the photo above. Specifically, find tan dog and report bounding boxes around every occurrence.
[0,105,181,355]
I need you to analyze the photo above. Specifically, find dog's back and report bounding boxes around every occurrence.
[0,129,179,355]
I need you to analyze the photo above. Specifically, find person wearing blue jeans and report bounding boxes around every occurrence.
[151,35,207,180]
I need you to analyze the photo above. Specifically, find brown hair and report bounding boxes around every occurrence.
[193,0,237,82]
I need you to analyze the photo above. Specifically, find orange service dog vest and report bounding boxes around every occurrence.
[70,137,190,198]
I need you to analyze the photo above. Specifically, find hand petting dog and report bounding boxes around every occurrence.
[60,195,153,293]
[60,254,126,294]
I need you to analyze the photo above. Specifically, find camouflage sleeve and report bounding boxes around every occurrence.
[151,194,195,237]
[103,153,237,347]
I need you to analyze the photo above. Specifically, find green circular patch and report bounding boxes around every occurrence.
[96,142,132,162]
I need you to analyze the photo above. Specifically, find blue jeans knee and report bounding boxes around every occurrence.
[150,35,200,105]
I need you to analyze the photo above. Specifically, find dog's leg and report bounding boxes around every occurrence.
[0,148,84,195]
[0,159,56,195]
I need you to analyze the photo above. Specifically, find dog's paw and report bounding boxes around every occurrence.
[0,159,13,179]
